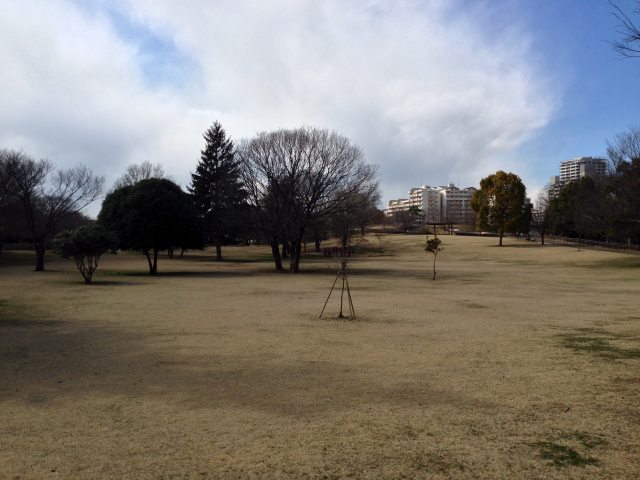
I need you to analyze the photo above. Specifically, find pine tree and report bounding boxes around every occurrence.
[189,122,245,261]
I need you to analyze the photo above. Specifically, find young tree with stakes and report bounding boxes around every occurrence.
[189,122,245,261]
[320,247,356,320]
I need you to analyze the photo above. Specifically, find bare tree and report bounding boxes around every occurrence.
[4,150,104,271]
[330,183,381,248]
[611,1,640,57]
[606,126,640,244]
[356,185,382,236]
[394,206,422,233]
[112,161,166,190]
[0,153,14,253]
[238,127,377,272]
[532,186,550,245]
[373,232,387,253]
[607,126,640,173]
[0,153,10,207]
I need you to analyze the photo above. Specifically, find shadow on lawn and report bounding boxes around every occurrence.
[177,253,276,264]
[0,300,493,417]
[109,268,274,278]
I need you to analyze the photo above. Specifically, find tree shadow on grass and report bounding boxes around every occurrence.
[178,255,276,264]
[85,280,148,287]
[584,257,640,269]
[108,268,273,279]
[491,242,563,249]
[0,301,494,418]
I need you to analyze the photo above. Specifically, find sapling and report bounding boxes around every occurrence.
[424,236,443,280]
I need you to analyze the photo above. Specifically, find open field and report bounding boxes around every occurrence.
[1,235,639,479]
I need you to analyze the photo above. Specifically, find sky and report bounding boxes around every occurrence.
[1,0,639,215]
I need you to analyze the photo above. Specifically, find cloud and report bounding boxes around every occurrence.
[0,0,558,212]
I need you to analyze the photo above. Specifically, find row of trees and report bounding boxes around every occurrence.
[98,124,381,274]
[0,150,103,269]
[535,127,640,245]
[2,123,382,276]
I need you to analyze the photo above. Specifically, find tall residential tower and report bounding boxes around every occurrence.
[549,156,606,196]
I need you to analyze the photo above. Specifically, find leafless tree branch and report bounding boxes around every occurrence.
[610,1,640,57]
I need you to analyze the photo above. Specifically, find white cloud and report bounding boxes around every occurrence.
[0,0,559,213]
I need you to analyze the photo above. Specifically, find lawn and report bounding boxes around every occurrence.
[0,235,638,479]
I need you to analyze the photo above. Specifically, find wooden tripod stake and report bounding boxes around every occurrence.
[320,253,355,320]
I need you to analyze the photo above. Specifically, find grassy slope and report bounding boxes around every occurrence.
[0,236,638,479]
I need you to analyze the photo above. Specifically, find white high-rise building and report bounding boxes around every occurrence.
[441,184,477,224]
[549,157,606,196]
[385,198,411,215]
[386,183,476,224]
[559,157,606,183]
[406,185,442,222]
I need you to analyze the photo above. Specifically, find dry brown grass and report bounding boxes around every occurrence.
[0,235,639,479]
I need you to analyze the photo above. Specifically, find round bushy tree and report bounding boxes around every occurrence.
[53,224,118,284]
[471,171,528,246]
[98,178,201,274]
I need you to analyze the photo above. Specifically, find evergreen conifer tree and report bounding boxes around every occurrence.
[189,122,245,260]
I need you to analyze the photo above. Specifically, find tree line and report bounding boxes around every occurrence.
[1,123,382,280]
[535,127,640,246]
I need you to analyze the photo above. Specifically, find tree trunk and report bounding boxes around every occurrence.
[145,249,158,275]
[168,247,174,259]
[432,255,437,280]
[144,249,152,273]
[289,237,303,273]
[499,229,504,246]
[360,223,365,236]
[180,248,186,258]
[270,239,284,271]
[35,240,46,271]
[0,242,3,255]
[152,249,159,274]
[215,236,223,261]
[281,241,288,259]
[540,227,545,246]
[341,235,348,248]
[314,237,321,253]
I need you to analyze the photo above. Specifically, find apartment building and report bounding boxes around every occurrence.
[385,198,411,215]
[560,157,606,182]
[549,156,606,196]
[407,186,442,222]
[441,185,477,224]
[386,183,476,225]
